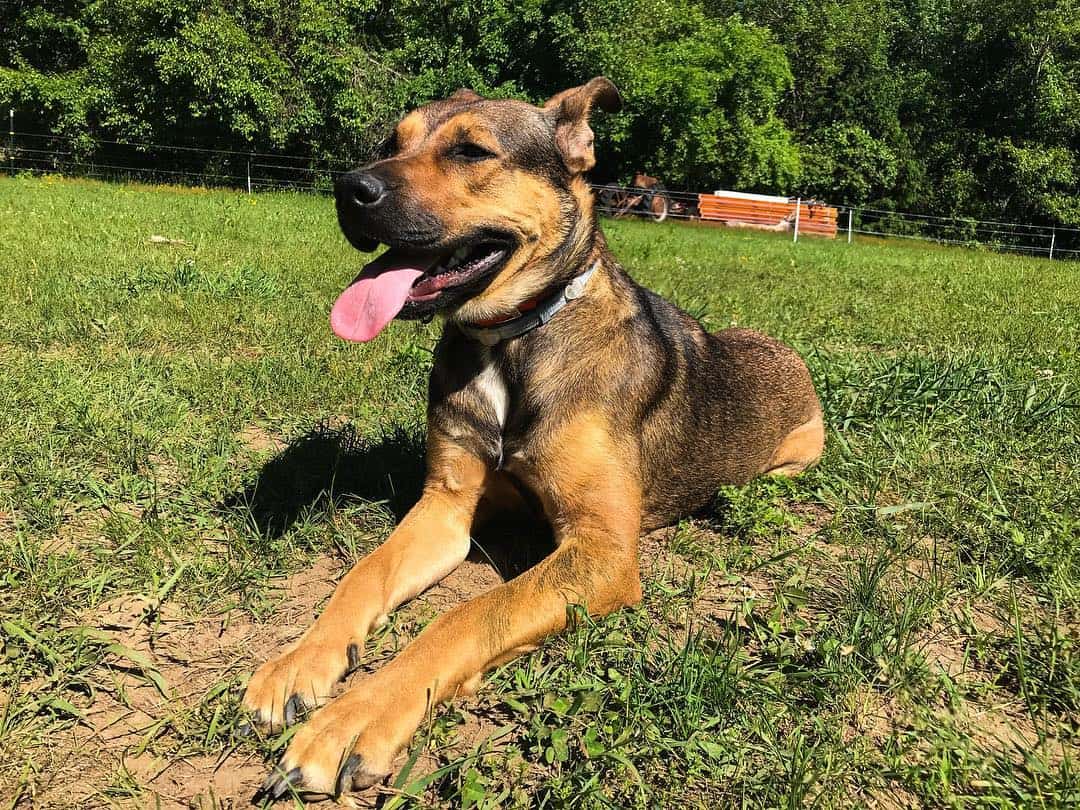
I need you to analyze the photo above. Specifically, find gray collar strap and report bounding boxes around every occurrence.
[458,261,600,346]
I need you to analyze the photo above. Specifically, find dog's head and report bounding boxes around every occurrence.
[330,78,621,342]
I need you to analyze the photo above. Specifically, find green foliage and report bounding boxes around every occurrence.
[0,0,801,188]
[801,124,898,205]
[1,0,410,159]
[717,0,1080,228]
[3,0,1080,227]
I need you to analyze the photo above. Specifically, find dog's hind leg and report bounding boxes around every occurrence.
[763,412,825,477]
[243,437,490,731]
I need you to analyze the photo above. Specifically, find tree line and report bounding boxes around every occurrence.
[2,0,1078,229]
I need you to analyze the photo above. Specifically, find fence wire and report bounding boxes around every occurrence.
[3,128,1077,261]
[3,129,339,192]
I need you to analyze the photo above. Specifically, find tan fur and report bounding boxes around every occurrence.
[394,111,427,152]
[250,412,645,794]
[245,79,824,800]
[764,413,825,476]
[242,436,488,729]
[544,77,622,173]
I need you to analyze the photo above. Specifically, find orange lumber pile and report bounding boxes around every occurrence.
[697,190,838,238]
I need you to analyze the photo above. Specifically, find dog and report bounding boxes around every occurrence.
[244,77,824,801]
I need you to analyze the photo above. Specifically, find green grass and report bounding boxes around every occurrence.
[1,174,1078,808]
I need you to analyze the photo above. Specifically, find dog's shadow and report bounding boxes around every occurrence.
[222,423,553,581]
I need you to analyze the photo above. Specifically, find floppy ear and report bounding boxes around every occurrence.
[544,77,622,174]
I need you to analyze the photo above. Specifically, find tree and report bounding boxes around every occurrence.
[2,0,1079,231]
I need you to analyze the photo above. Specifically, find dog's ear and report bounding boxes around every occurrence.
[449,88,482,102]
[544,77,622,174]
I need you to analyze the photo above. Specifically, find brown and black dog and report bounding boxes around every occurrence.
[244,77,824,800]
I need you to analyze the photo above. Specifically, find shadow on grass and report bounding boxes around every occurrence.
[223,422,555,582]
[223,423,426,538]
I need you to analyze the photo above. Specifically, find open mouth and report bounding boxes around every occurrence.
[330,235,514,342]
[405,241,510,301]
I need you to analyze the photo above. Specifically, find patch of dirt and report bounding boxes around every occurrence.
[637,498,840,635]
[921,694,1076,774]
[638,527,775,631]
[20,549,510,809]
[863,783,923,809]
[840,682,912,751]
[41,502,142,558]
[237,425,286,456]
[24,498,842,808]
[124,753,267,809]
[23,557,344,809]
[0,507,18,542]
[148,452,186,488]
[788,501,835,541]
[401,558,503,621]
[916,621,981,682]
[234,345,267,360]
[962,701,1043,754]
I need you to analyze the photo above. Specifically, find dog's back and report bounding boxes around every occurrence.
[609,276,823,529]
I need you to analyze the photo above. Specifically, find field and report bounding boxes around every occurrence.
[1,174,1078,809]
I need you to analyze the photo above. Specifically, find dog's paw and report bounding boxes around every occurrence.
[243,640,361,731]
[254,680,424,800]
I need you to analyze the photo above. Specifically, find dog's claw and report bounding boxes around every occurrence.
[347,643,361,672]
[258,771,276,795]
[238,708,266,738]
[336,753,362,797]
[257,766,303,802]
[275,767,303,799]
[284,694,305,727]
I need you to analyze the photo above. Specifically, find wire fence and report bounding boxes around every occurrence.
[4,124,1079,261]
[3,129,347,192]
[845,206,1078,260]
[593,182,703,222]
[593,182,1080,260]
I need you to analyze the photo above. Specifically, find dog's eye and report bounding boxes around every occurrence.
[448,142,496,162]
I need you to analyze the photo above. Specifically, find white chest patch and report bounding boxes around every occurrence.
[475,354,509,429]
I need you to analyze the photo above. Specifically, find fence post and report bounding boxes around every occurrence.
[246,155,252,194]
[8,109,13,175]
[1049,227,1056,261]
[793,197,801,243]
[847,208,854,244]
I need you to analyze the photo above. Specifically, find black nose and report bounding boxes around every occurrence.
[337,170,385,208]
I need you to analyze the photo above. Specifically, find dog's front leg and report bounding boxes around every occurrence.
[243,437,489,730]
[259,414,643,799]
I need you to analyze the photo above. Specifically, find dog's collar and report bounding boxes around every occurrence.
[457,261,600,346]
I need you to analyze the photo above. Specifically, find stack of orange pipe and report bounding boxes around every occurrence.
[697,192,838,238]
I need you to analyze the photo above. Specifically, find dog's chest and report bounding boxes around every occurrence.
[432,339,547,471]
[474,354,510,429]
[469,350,542,472]
[444,348,513,467]
[473,355,556,479]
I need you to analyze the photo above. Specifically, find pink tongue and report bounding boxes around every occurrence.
[330,265,425,342]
